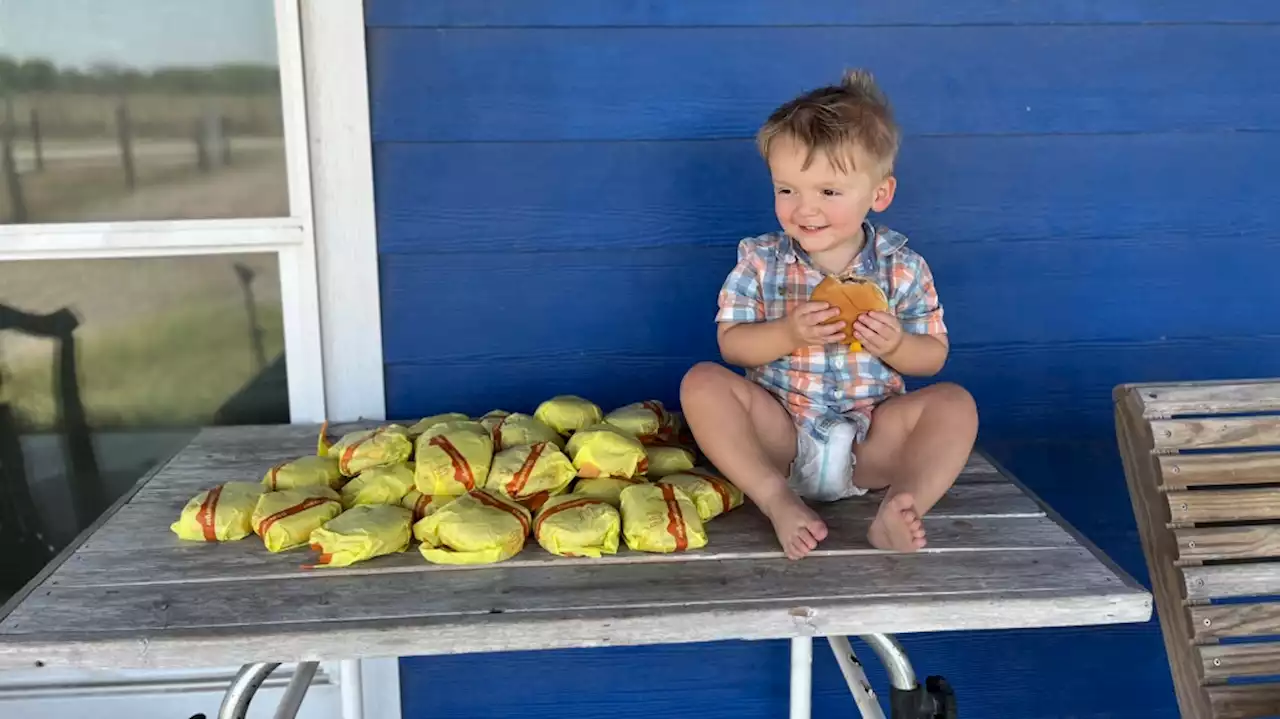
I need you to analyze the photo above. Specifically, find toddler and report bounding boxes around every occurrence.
[680,69,978,560]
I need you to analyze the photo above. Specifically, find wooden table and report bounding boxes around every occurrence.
[0,423,1152,719]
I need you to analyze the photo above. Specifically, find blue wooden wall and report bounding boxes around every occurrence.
[365,2,1280,716]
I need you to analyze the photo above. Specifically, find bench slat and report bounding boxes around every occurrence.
[1185,564,1280,601]
[1168,488,1280,524]
[1160,452,1280,490]
[1152,417,1280,452]
[1191,602,1280,643]
[1207,682,1280,719]
[1177,526,1280,563]
[1201,643,1280,682]
[1136,380,1280,419]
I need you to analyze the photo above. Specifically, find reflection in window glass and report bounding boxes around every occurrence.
[0,0,287,224]
[0,254,288,601]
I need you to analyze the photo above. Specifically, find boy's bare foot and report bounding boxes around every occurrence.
[760,490,829,560]
[868,492,927,552]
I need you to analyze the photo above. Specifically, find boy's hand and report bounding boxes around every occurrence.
[853,311,903,356]
[786,302,846,348]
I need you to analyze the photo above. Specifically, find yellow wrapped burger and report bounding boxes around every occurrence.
[414,420,493,496]
[566,422,648,478]
[322,423,413,476]
[171,481,264,542]
[263,455,343,491]
[619,482,707,553]
[477,409,511,435]
[644,444,696,478]
[407,413,469,438]
[491,412,564,451]
[401,489,447,523]
[572,476,647,507]
[307,505,413,568]
[252,487,343,553]
[340,462,416,509]
[534,395,604,436]
[657,469,744,521]
[534,494,621,558]
[416,490,531,565]
[486,441,577,507]
[604,400,670,444]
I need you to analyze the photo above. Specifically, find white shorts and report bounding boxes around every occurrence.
[787,416,869,502]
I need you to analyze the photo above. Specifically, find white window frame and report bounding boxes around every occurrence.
[0,1,393,717]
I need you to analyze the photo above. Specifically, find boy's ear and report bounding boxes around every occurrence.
[870,175,896,212]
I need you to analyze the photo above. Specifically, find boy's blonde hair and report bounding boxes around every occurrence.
[756,68,901,179]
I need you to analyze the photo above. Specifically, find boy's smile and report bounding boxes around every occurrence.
[766,135,896,273]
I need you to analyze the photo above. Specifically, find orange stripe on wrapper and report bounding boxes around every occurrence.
[428,435,476,491]
[340,434,371,475]
[687,469,734,513]
[256,497,339,537]
[268,462,286,490]
[660,483,689,551]
[491,415,510,449]
[413,493,433,521]
[639,401,666,444]
[506,442,546,498]
[533,497,605,536]
[471,490,531,537]
[197,485,223,541]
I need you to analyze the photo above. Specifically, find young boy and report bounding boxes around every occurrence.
[680,69,978,560]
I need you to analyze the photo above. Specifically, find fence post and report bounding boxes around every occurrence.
[115,99,136,190]
[2,96,28,223]
[29,108,43,173]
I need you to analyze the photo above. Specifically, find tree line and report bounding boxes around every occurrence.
[0,57,279,95]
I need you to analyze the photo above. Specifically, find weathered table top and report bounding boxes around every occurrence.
[0,423,1151,670]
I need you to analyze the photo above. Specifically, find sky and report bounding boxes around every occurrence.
[0,0,278,70]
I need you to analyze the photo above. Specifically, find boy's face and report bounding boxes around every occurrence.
[767,135,896,257]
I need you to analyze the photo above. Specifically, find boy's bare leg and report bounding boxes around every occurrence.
[852,382,978,552]
[680,362,828,559]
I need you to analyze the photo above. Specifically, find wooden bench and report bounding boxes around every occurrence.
[0,422,1152,719]
[1115,379,1280,719]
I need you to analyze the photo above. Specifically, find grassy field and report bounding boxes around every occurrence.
[1,300,285,431]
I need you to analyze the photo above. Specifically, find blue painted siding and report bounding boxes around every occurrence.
[366,2,1280,716]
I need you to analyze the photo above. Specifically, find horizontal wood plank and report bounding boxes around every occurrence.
[1201,643,1280,681]
[366,0,1280,27]
[1207,682,1280,719]
[1177,526,1280,563]
[1192,602,1280,643]
[1134,380,1280,419]
[56,515,1072,587]
[1152,417,1280,451]
[1185,564,1280,601]
[1167,488,1280,524]
[369,26,1280,140]
[0,547,1132,636]
[1160,451,1280,490]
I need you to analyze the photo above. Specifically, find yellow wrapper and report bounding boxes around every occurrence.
[262,455,343,491]
[619,482,707,553]
[323,424,413,476]
[644,444,696,478]
[657,469,745,521]
[171,481,264,542]
[486,441,577,506]
[572,476,647,508]
[534,395,604,435]
[252,487,343,553]
[491,412,564,451]
[414,421,493,495]
[566,423,648,478]
[401,490,448,524]
[340,462,416,509]
[407,413,470,438]
[416,490,531,565]
[477,409,511,435]
[603,400,670,444]
[308,505,413,568]
[534,494,621,558]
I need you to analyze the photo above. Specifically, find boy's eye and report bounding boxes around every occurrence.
[822,189,841,197]
[776,188,792,195]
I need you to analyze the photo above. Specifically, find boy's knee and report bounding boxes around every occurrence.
[680,361,731,401]
[931,382,978,425]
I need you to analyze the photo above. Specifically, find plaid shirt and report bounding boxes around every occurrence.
[715,221,948,443]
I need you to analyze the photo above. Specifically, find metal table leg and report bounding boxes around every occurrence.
[827,635,956,719]
[217,662,321,719]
